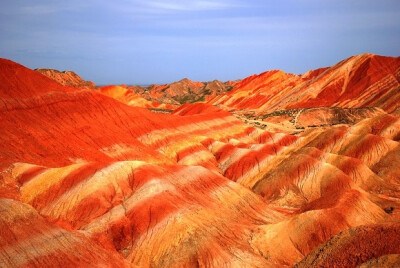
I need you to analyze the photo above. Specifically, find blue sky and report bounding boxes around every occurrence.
[0,0,399,85]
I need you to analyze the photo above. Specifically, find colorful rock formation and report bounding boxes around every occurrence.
[99,85,177,110]
[35,68,96,89]
[210,54,400,115]
[0,54,399,267]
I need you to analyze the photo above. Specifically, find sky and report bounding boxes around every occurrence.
[0,0,399,85]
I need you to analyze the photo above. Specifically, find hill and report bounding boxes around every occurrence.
[0,55,399,267]
[35,68,96,89]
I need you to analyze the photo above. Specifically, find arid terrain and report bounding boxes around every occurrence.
[1,53,400,267]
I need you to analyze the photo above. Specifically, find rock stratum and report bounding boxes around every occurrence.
[0,53,399,267]
[35,68,96,89]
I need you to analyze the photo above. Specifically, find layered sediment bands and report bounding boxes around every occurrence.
[5,161,286,266]
[0,61,248,170]
[210,54,400,115]
[0,198,128,267]
[1,55,400,267]
[81,165,285,267]
[252,191,392,266]
[99,85,177,110]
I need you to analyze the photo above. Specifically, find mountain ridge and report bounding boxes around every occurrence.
[209,53,400,115]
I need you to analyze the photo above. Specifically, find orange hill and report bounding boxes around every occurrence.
[99,85,177,110]
[35,68,96,89]
[0,55,399,267]
[210,53,400,115]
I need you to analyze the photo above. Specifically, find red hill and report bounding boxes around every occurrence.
[210,54,400,115]
[0,55,399,267]
[0,58,75,98]
[35,68,96,89]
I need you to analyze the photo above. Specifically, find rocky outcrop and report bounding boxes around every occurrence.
[35,68,96,89]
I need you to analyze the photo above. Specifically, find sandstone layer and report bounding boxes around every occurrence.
[0,54,399,267]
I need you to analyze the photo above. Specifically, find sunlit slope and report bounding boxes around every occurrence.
[99,85,177,109]
[0,56,399,267]
[210,54,400,115]
[0,59,284,266]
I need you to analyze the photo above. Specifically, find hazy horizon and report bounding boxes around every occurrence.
[1,0,399,85]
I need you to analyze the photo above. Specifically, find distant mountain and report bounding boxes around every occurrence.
[35,68,235,107]
[99,84,177,110]
[129,78,235,105]
[35,68,96,89]
[36,54,400,117]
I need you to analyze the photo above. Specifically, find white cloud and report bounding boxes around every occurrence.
[118,0,244,13]
[147,0,235,11]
